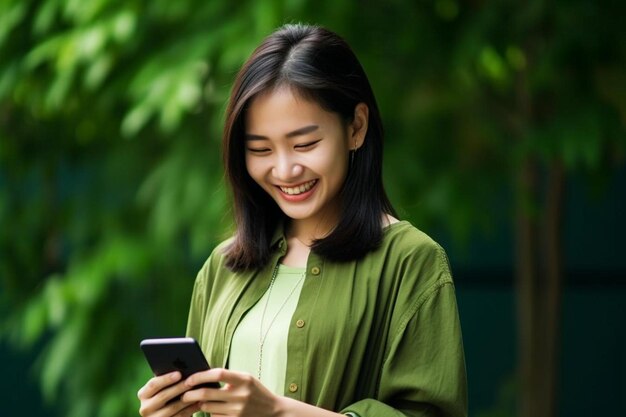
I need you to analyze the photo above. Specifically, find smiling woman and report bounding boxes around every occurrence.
[244,87,366,244]
[137,23,467,417]
[219,24,399,272]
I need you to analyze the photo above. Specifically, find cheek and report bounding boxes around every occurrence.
[325,145,350,180]
[245,157,261,183]
[245,157,270,187]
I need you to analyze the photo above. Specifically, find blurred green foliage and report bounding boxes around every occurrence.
[1,1,625,416]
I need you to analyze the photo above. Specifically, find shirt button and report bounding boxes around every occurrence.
[310,266,320,275]
[288,383,298,393]
[296,319,305,328]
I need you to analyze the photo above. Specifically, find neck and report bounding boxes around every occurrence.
[287,212,399,244]
[287,215,338,246]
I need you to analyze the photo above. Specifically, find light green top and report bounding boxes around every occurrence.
[187,221,467,417]
[228,264,306,395]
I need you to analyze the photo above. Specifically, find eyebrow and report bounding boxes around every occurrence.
[245,124,319,140]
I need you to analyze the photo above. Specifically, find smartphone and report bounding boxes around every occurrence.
[140,337,220,390]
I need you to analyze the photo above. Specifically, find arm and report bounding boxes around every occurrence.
[181,369,345,417]
[342,280,467,417]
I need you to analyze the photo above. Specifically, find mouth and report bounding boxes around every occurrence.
[277,179,318,195]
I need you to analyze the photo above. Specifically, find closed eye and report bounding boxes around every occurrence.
[246,147,271,154]
[295,139,322,150]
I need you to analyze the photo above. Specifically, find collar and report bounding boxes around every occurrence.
[270,220,287,252]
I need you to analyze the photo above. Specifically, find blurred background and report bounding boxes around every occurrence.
[1,1,625,416]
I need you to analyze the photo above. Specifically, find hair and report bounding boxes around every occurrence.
[222,23,397,271]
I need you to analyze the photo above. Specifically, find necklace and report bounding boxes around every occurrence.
[257,264,306,381]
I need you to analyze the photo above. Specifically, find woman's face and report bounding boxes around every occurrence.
[244,87,358,232]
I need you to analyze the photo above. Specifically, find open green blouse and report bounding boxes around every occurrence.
[186,221,467,417]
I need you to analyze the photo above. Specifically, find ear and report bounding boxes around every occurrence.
[348,103,369,150]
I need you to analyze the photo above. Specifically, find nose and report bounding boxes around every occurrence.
[272,152,303,181]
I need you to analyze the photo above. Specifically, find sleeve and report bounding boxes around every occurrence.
[186,242,228,342]
[185,263,208,343]
[341,280,468,417]
[185,258,213,417]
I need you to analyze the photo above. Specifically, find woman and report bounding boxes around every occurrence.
[138,24,467,417]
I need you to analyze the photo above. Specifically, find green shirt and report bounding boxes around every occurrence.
[229,264,306,394]
[186,221,467,417]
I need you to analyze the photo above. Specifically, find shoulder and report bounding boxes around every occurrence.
[195,237,236,285]
[376,222,458,337]
[210,237,235,264]
[383,220,436,245]
[379,221,450,274]
[370,221,455,309]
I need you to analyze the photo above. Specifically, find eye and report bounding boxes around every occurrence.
[246,147,271,154]
[295,139,321,150]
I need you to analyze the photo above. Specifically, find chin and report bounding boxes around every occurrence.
[279,210,314,221]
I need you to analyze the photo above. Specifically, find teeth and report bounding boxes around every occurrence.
[280,180,316,195]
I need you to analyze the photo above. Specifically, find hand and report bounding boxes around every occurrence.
[137,371,201,417]
[181,368,280,417]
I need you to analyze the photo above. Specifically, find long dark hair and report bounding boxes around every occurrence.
[223,23,397,271]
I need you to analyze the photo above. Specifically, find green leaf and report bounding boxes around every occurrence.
[0,1,26,46]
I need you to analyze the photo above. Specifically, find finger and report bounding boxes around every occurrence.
[139,380,194,416]
[181,386,225,403]
[184,368,221,388]
[199,400,239,416]
[185,368,250,388]
[151,379,195,407]
[138,372,181,399]
[182,371,258,406]
[142,398,198,417]
[169,401,201,417]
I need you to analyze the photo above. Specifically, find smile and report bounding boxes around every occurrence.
[278,180,317,195]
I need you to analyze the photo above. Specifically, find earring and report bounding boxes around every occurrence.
[350,139,357,166]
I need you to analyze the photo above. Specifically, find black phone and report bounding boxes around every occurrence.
[140,337,220,390]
